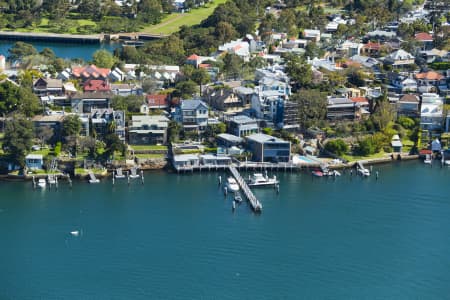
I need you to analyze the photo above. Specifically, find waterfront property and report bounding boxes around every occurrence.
[245,133,291,163]
[25,154,44,170]
[32,114,65,143]
[128,115,169,145]
[227,115,259,137]
[174,99,209,132]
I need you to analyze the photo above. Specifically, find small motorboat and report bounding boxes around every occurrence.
[445,160,450,166]
[37,178,46,188]
[226,177,240,192]
[129,167,140,179]
[234,193,243,203]
[70,230,80,237]
[114,168,126,179]
[424,154,432,164]
[357,168,370,177]
[247,173,279,187]
[312,170,323,177]
[47,175,56,185]
[332,170,341,176]
[88,172,100,184]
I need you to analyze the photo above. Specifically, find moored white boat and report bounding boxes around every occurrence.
[88,172,100,184]
[424,154,432,164]
[37,178,46,188]
[357,168,370,176]
[226,177,240,192]
[247,173,278,187]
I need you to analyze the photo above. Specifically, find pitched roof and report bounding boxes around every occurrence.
[387,49,414,60]
[180,99,208,110]
[146,94,168,107]
[186,54,200,60]
[72,64,111,79]
[415,32,433,42]
[363,41,381,50]
[399,94,419,103]
[350,97,369,103]
[83,79,111,92]
[415,71,444,81]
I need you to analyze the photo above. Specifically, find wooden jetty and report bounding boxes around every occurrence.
[228,165,262,213]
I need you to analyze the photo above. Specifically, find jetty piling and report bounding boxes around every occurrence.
[141,170,144,184]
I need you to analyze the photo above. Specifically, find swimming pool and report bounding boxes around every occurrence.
[294,155,318,164]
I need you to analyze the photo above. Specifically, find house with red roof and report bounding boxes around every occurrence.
[146,94,169,111]
[72,64,111,81]
[83,79,111,92]
[186,54,201,68]
[415,71,445,85]
[362,42,381,57]
[414,32,434,50]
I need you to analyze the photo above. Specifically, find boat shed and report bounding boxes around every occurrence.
[25,154,44,170]
[391,134,403,153]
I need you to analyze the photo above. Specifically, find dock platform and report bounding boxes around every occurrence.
[228,166,262,213]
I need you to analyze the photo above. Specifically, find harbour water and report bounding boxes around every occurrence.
[1,160,450,299]
[0,40,120,61]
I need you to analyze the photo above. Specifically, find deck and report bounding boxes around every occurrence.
[228,166,262,212]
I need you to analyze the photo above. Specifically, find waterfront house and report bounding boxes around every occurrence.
[72,65,111,81]
[174,99,209,132]
[397,94,420,117]
[245,133,291,163]
[217,133,244,149]
[32,78,63,96]
[420,94,443,131]
[227,115,259,137]
[172,154,200,169]
[199,154,232,166]
[326,97,358,120]
[32,114,65,143]
[89,108,125,141]
[25,154,44,170]
[128,115,169,145]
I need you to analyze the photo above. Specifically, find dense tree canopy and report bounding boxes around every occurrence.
[2,115,34,165]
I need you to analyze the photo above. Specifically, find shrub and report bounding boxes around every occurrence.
[324,139,348,156]
[54,142,62,157]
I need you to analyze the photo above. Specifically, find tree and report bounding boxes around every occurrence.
[168,121,181,142]
[2,115,34,166]
[191,68,211,86]
[324,139,349,156]
[222,53,243,79]
[284,54,313,90]
[111,95,144,113]
[104,133,126,158]
[371,98,395,131]
[7,42,37,61]
[92,49,116,68]
[0,80,40,117]
[62,115,82,138]
[291,89,327,129]
[174,80,198,99]
[35,126,55,146]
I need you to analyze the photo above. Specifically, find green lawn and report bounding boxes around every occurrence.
[130,145,168,151]
[135,153,166,159]
[141,0,228,35]
[30,148,51,157]
[342,151,389,163]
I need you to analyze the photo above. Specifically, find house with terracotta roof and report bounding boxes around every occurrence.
[83,79,111,92]
[362,42,381,57]
[146,94,169,111]
[415,32,434,50]
[72,65,111,81]
[415,71,445,87]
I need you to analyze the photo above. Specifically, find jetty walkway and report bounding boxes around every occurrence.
[228,165,262,213]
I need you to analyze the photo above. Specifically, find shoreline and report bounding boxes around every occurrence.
[0,154,422,181]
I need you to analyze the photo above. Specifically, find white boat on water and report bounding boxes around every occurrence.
[47,175,56,185]
[445,160,450,166]
[88,172,100,184]
[37,178,46,188]
[247,173,279,187]
[424,154,432,164]
[226,177,240,192]
[115,168,126,179]
[357,168,370,177]
[129,167,140,179]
